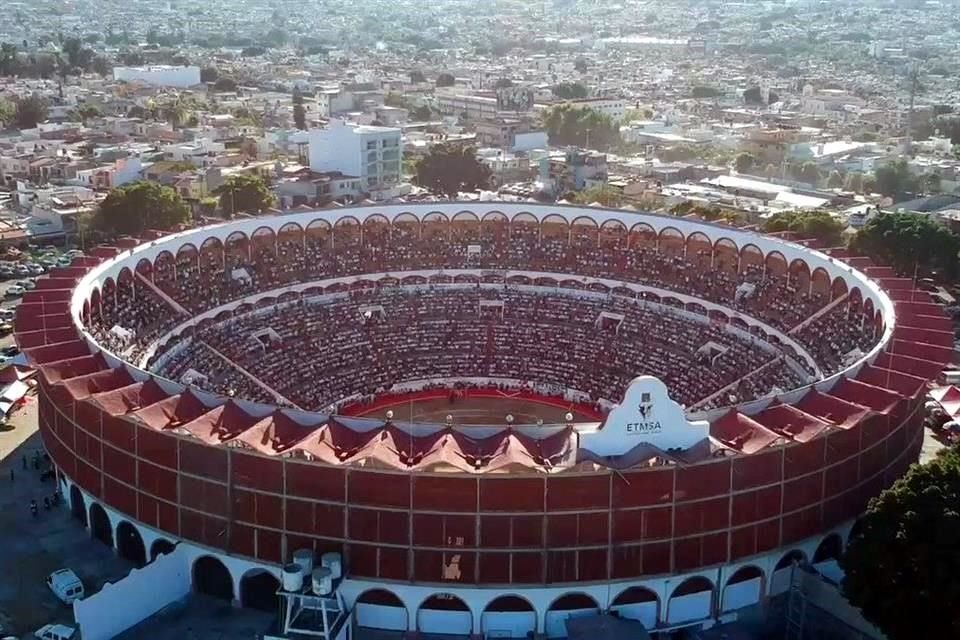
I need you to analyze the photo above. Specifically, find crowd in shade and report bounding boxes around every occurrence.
[83,222,879,413]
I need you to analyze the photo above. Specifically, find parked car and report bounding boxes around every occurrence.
[2,345,20,356]
[16,280,35,291]
[0,323,14,337]
[13,265,29,277]
[34,624,76,640]
[56,256,72,267]
[25,263,44,276]
[46,569,84,604]
[5,286,24,298]
[0,308,15,321]
[0,268,13,279]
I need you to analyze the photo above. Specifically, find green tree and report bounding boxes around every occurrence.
[874,159,918,198]
[409,70,425,83]
[691,85,722,99]
[788,160,821,185]
[570,185,623,208]
[435,72,455,87]
[850,211,960,278]
[574,58,588,73]
[200,66,219,83]
[411,105,432,121]
[844,171,864,193]
[213,76,238,93]
[415,144,491,198]
[95,181,190,235]
[0,42,19,76]
[91,56,111,76]
[13,95,48,129]
[70,103,101,124]
[0,99,14,127]
[841,446,960,640]
[543,105,621,151]
[827,170,844,188]
[734,152,756,174]
[493,78,513,89]
[743,86,778,105]
[762,210,846,245]
[292,87,307,130]
[213,174,274,216]
[552,82,588,100]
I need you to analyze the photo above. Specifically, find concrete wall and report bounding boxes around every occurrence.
[73,544,190,640]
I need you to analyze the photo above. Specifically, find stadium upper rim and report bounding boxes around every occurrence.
[67,202,895,425]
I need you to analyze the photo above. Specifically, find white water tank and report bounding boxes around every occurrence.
[281,563,303,592]
[312,567,333,596]
[293,549,314,576]
[321,552,342,580]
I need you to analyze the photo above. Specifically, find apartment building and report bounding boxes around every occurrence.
[307,120,402,196]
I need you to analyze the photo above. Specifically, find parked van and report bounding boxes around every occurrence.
[34,624,76,640]
[45,569,83,604]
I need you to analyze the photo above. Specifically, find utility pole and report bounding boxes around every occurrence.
[905,61,920,153]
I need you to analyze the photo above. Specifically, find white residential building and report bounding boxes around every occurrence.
[307,121,402,195]
[113,65,202,88]
[72,156,143,190]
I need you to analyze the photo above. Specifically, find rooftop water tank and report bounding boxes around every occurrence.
[293,548,314,576]
[312,567,333,596]
[321,552,342,580]
[281,563,303,592]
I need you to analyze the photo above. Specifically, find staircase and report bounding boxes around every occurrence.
[136,272,190,317]
[202,341,303,409]
[788,293,849,336]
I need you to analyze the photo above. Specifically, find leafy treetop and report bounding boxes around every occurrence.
[96,181,190,236]
[762,210,846,246]
[850,211,960,279]
[415,144,491,198]
[841,445,960,640]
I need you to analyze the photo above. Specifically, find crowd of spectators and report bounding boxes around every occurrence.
[147,225,830,336]
[82,221,877,415]
[152,288,807,413]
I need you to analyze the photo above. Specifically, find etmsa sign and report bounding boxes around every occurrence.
[580,376,709,456]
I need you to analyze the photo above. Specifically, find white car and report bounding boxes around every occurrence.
[34,624,76,640]
[4,286,24,298]
[45,569,83,604]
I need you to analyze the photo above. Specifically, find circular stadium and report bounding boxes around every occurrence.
[16,203,953,638]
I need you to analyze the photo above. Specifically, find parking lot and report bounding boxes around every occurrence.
[0,401,136,638]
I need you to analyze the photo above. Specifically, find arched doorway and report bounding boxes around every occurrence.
[545,593,599,638]
[89,503,112,547]
[770,550,807,595]
[193,556,233,602]
[115,521,146,567]
[240,570,280,612]
[812,533,845,583]
[722,566,764,612]
[481,595,536,638]
[355,589,408,631]
[151,539,176,561]
[417,593,471,636]
[70,485,86,526]
[667,576,714,625]
[610,586,659,628]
